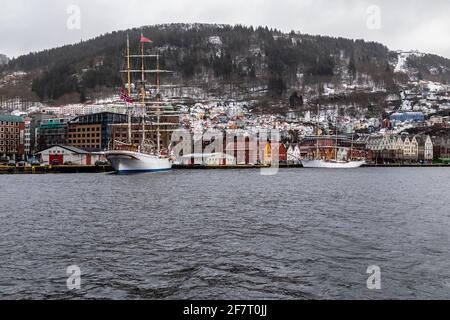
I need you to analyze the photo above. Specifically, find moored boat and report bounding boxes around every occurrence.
[105,144,171,173]
[301,159,365,169]
[302,105,365,169]
[106,33,176,174]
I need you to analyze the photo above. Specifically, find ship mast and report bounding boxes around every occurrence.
[316,104,319,160]
[350,133,354,161]
[335,106,338,162]
[156,52,161,155]
[127,34,132,145]
[140,34,146,151]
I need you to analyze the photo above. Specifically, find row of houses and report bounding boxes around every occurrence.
[177,140,288,166]
[364,134,434,162]
[2,111,450,165]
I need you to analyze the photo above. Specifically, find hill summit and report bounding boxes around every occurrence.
[3,23,450,104]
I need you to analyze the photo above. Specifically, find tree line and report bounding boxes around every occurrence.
[5,23,446,103]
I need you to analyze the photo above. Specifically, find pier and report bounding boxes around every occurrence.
[0,165,114,174]
[2,163,449,174]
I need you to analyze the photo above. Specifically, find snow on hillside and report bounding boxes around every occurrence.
[394,50,425,73]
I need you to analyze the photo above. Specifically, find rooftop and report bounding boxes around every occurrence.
[0,115,24,123]
[37,145,90,154]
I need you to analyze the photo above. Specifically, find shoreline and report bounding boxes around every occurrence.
[1,163,450,174]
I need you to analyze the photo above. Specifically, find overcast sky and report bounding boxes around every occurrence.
[1,0,449,58]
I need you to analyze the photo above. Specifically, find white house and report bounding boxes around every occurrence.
[424,135,434,161]
[37,145,103,165]
[287,144,301,163]
[180,152,236,166]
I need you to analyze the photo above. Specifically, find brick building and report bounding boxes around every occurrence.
[67,112,128,152]
[0,115,25,161]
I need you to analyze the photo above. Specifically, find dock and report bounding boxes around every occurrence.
[1,163,449,174]
[0,165,114,174]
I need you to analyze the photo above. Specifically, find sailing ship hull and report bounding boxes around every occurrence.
[105,150,172,173]
[301,159,365,169]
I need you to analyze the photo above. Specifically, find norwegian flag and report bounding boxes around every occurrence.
[140,34,153,43]
[120,89,133,104]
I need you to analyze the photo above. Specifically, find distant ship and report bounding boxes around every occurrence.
[105,34,175,173]
[301,105,365,169]
[301,159,365,169]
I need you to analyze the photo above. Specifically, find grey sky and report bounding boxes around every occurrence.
[1,0,449,58]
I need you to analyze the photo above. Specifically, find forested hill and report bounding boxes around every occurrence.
[3,23,450,104]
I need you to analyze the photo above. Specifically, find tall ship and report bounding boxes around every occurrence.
[105,34,178,173]
[301,106,365,169]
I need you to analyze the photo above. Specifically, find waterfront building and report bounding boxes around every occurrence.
[263,143,288,164]
[27,113,57,154]
[37,145,103,165]
[224,137,269,165]
[179,152,237,166]
[433,137,450,159]
[24,117,32,159]
[367,134,434,163]
[36,118,71,152]
[287,144,301,163]
[422,136,434,162]
[67,112,128,152]
[0,115,25,161]
[403,136,419,161]
[394,136,405,160]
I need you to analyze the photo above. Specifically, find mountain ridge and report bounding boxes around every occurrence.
[2,23,450,105]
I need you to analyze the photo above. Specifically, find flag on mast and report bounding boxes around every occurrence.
[140,34,153,43]
[120,89,134,104]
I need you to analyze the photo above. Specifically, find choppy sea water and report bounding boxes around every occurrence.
[0,168,449,300]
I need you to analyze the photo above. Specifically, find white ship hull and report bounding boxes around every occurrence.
[301,159,365,169]
[105,150,172,173]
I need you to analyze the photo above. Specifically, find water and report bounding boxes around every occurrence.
[0,168,449,300]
